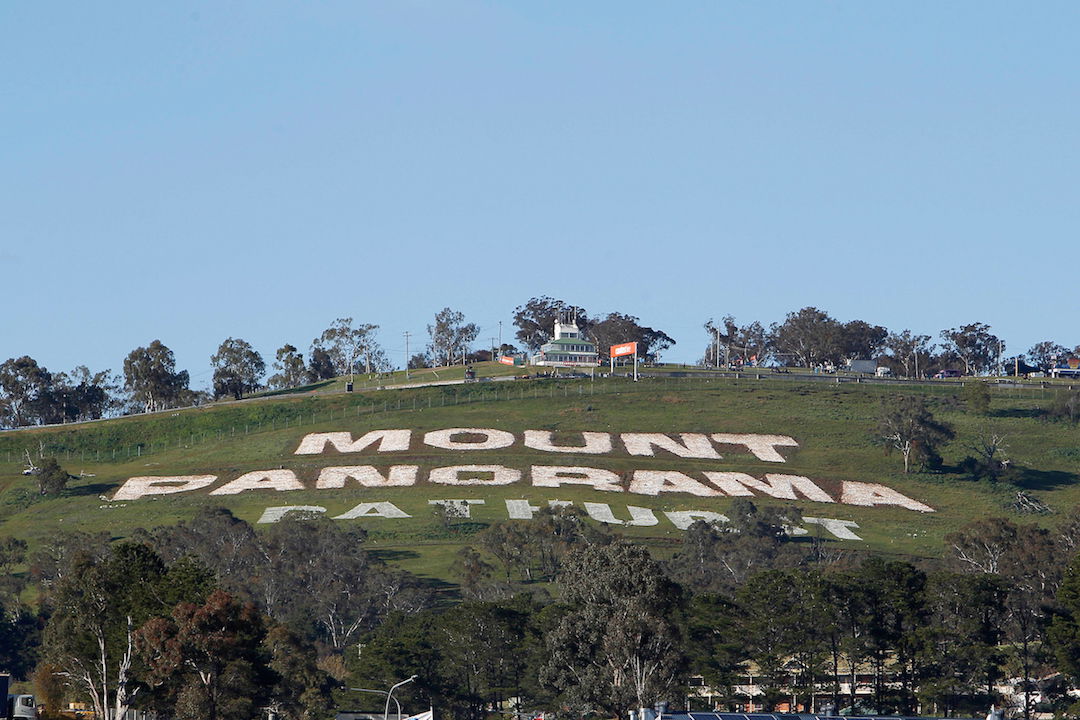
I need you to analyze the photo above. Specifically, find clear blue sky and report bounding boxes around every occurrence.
[4,2,1078,387]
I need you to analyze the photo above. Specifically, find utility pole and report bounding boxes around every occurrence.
[715,326,720,369]
[491,337,496,362]
[498,321,502,354]
[404,332,411,381]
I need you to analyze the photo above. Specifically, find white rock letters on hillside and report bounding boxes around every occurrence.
[113,465,933,513]
[294,428,799,461]
[254,499,868,542]
[111,427,935,514]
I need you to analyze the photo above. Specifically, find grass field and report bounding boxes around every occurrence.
[2,368,1078,585]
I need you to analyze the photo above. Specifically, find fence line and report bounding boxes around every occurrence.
[0,374,1070,468]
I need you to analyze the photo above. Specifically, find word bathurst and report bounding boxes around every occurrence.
[113,428,934,514]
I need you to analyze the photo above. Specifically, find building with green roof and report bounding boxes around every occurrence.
[531,317,599,368]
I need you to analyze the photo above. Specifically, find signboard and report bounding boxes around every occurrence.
[498,356,516,366]
[610,341,638,358]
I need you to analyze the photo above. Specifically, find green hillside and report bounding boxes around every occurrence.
[2,369,1078,583]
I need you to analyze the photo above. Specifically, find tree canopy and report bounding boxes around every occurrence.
[427,308,480,367]
[211,338,265,400]
[311,318,379,377]
[123,340,190,413]
[590,312,675,362]
[512,297,590,352]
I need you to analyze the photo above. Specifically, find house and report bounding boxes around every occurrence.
[531,315,598,369]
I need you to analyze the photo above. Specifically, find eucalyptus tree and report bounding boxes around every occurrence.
[122,340,190,412]
[513,297,590,352]
[877,396,954,473]
[56,365,118,421]
[589,312,675,362]
[211,337,265,400]
[885,330,933,378]
[769,307,841,368]
[149,509,430,650]
[311,317,379,377]
[839,320,889,362]
[437,602,529,720]
[947,518,1061,720]
[702,316,740,366]
[0,355,53,426]
[540,541,685,718]
[268,343,309,389]
[428,307,480,366]
[940,323,1003,375]
[135,589,273,720]
[1027,341,1070,373]
[43,543,210,720]
[0,537,36,679]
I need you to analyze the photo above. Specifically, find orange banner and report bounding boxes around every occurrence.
[610,342,638,357]
[498,356,516,366]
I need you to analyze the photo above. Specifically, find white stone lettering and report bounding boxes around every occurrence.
[332,501,411,519]
[523,430,612,454]
[840,481,935,513]
[733,474,834,503]
[257,505,328,524]
[711,433,799,462]
[316,465,419,488]
[429,465,521,486]
[424,428,515,451]
[294,430,411,455]
[119,424,938,517]
[531,465,623,492]
[621,433,722,459]
[702,472,758,497]
[112,475,218,501]
[704,472,832,503]
[506,499,542,519]
[663,510,731,530]
[428,499,485,518]
[583,502,658,526]
[628,470,722,497]
[210,470,305,496]
[251,501,870,540]
[803,516,864,540]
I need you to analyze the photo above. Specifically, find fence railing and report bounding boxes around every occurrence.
[0,373,1071,468]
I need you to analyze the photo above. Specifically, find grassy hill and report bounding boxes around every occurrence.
[2,366,1078,583]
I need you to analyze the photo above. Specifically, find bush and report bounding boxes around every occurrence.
[1048,390,1080,424]
[962,381,992,415]
[36,457,71,496]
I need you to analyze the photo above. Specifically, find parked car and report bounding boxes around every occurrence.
[933,369,962,379]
